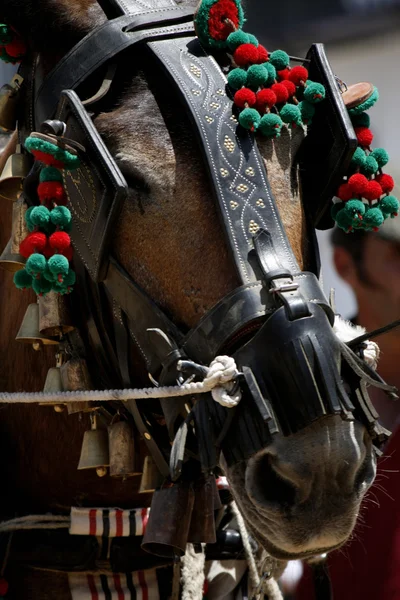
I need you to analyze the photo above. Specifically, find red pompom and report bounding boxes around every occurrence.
[5,38,26,57]
[376,173,395,193]
[280,80,296,97]
[256,44,269,64]
[234,87,256,108]
[337,183,353,202]
[288,66,308,86]
[30,150,65,169]
[363,180,383,201]
[208,0,240,40]
[49,231,71,252]
[278,68,290,80]
[348,173,369,196]
[270,83,289,104]
[256,88,277,110]
[38,181,66,206]
[19,232,47,258]
[43,242,53,259]
[0,578,9,596]
[63,245,74,261]
[354,127,373,148]
[233,43,259,67]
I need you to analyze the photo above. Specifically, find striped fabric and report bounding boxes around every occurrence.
[70,508,150,538]
[68,570,159,600]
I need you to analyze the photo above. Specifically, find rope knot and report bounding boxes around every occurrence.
[204,355,242,408]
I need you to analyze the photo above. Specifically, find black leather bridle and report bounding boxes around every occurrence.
[14,0,395,482]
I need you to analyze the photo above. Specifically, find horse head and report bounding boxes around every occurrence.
[0,0,392,571]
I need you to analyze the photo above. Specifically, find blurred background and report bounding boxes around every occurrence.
[245,0,400,318]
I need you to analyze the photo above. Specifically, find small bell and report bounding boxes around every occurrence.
[0,238,25,272]
[108,420,140,478]
[0,74,23,132]
[0,145,31,201]
[39,353,66,412]
[0,196,29,272]
[60,358,93,414]
[15,303,59,350]
[139,455,164,493]
[78,414,110,477]
[39,292,75,337]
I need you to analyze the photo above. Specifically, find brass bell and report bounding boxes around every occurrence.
[0,74,23,132]
[108,420,140,478]
[39,354,66,412]
[0,196,29,272]
[39,292,75,337]
[0,149,32,202]
[60,358,93,414]
[0,238,25,272]
[139,455,164,493]
[78,414,110,477]
[15,303,59,350]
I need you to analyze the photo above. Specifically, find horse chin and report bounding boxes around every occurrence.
[224,457,364,562]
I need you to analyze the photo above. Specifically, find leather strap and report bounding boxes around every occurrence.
[97,0,179,18]
[35,12,194,126]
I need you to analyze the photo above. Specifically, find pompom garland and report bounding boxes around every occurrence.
[0,24,26,64]
[14,134,79,296]
[332,86,398,233]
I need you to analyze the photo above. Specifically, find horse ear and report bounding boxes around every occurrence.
[1,0,102,53]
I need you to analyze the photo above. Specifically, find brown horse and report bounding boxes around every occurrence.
[0,0,377,597]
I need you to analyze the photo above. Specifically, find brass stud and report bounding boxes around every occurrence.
[144,433,151,440]
[237,184,249,193]
[256,199,265,207]
[249,220,259,234]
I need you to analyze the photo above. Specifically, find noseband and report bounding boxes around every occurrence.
[2,0,395,478]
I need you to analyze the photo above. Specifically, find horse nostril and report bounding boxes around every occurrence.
[247,454,300,509]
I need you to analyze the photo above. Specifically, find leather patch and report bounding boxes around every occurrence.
[55,90,127,281]
[298,44,358,230]
[342,81,374,109]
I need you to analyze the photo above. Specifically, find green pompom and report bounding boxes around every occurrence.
[50,206,72,230]
[349,87,379,116]
[0,24,13,45]
[361,155,379,177]
[331,202,343,219]
[31,206,50,229]
[247,33,259,47]
[363,206,384,230]
[40,167,63,183]
[350,147,367,168]
[269,50,290,71]
[370,148,389,168]
[227,68,247,90]
[194,0,245,50]
[299,100,315,123]
[48,254,69,277]
[258,113,283,138]
[25,136,80,170]
[304,82,326,104]
[335,208,354,232]
[43,265,57,282]
[246,65,268,90]
[380,195,399,218]
[226,30,249,51]
[264,62,276,86]
[238,108,261,131]
[25,206,36,232]
[280,104,302,127]
[32,278,53,296]
[26,253,47,275]
[350,112,370,128]
[13,269,33,290]
[63,269,76,288]
[344,199,365,221]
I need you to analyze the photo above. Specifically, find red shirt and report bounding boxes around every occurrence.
[296,424,400,600]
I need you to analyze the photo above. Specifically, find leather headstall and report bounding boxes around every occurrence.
[23,0,391,476]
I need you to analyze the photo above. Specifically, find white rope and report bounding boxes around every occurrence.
[0,515,70,533]
[230,502,284,600]
[0,356,242,407]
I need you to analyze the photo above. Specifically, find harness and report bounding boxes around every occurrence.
[10,0,394,477]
